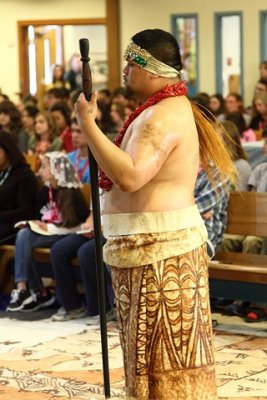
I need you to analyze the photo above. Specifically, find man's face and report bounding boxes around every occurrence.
[123,60,149,99]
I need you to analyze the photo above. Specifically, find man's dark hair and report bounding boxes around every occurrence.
[50,101,71,126]
[24,104,39,118]
[46,87,70,100]
[132,29,183,72]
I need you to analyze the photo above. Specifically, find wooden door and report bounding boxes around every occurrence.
[34,27,61,107]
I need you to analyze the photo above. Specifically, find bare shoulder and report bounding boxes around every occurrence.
[133,96,194,139]
[139,96,193,126]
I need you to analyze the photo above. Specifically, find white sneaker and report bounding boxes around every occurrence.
[51,306,87,322]
[86,307,117,326]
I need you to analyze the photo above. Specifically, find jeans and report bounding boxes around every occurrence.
[14,227,64,290]
[50,234,114,316]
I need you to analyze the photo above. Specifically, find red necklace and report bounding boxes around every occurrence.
[98,81,187,191]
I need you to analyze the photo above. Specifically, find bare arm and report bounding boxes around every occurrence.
[75,92,179,192]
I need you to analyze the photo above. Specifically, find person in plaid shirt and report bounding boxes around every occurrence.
[195,167,230,258]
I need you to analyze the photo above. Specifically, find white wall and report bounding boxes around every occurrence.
[119,0,267,105]
[0,0,267,105]
[63,25,107,69]
[0,0,105,102]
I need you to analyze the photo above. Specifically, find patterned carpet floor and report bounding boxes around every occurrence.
[0,310,266,400]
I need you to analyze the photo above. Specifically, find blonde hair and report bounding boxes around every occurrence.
[191,103,237,187]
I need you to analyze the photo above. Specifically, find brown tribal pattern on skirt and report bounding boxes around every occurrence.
[111,243,217,400]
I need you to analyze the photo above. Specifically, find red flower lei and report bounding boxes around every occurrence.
[98,81,188,191]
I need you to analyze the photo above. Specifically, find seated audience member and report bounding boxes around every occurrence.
[225,111,256,142]
[216,131,267,315]
[97,88,112,106]
[110,101,127,134]
[6,152,88,312]
[217,134,267,255]
[67,117,90,184]
[208,94,225,120]
[43,87,69,111]
[111,86,128,106]
[23,94,39,107]
[191,94,216,121]
[259,60,267,80]
[0,93,9,103]
[195,167,230,258]
[45,64,71,92]
[96,101,115,138]
[0,100,28,152]
[247,129,267,192]
[50,101,74,152]
[223,93,251,127]
[67,88,83,114]
[27,111,62,169]
[219,121,252,190]
[21,104,39,145]
[253,61,267,94]
[64,53,82,92]
[50,212,116,323]
[254,78,267,96]
[249,91,267,133]
[0,131,38,243]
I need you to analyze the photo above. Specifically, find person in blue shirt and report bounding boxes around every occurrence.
[67,117,90,184]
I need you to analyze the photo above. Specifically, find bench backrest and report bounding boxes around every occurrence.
[213,191,267,267]
[225,191,267,237]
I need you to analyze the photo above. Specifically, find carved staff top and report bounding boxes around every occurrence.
[79,38,92,101]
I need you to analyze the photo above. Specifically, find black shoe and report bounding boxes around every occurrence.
[227,301,250,317]
[22,290,55,312]
[213,298,233,310]
[212,319,218,328]
[6,289,33,312]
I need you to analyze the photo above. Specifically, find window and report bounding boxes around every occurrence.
[215,12,243,97]
[171,14,198,97]
[260,11,267,61]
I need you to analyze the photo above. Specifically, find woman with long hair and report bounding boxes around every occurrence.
[219,120,252,190]
[27,111,62,170]
[0,100,28,152]
[0,131,38,242]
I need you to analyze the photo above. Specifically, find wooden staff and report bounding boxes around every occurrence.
[79,37,110,398]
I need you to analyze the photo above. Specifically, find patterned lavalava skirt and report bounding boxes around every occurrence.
[109,243,217,400]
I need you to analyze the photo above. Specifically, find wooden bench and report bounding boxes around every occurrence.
[0,184,91,293]
[209,191,267,302]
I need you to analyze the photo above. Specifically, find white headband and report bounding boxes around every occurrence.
[124,41,182,78]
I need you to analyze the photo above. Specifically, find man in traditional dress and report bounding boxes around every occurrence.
[76,29,235,400]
